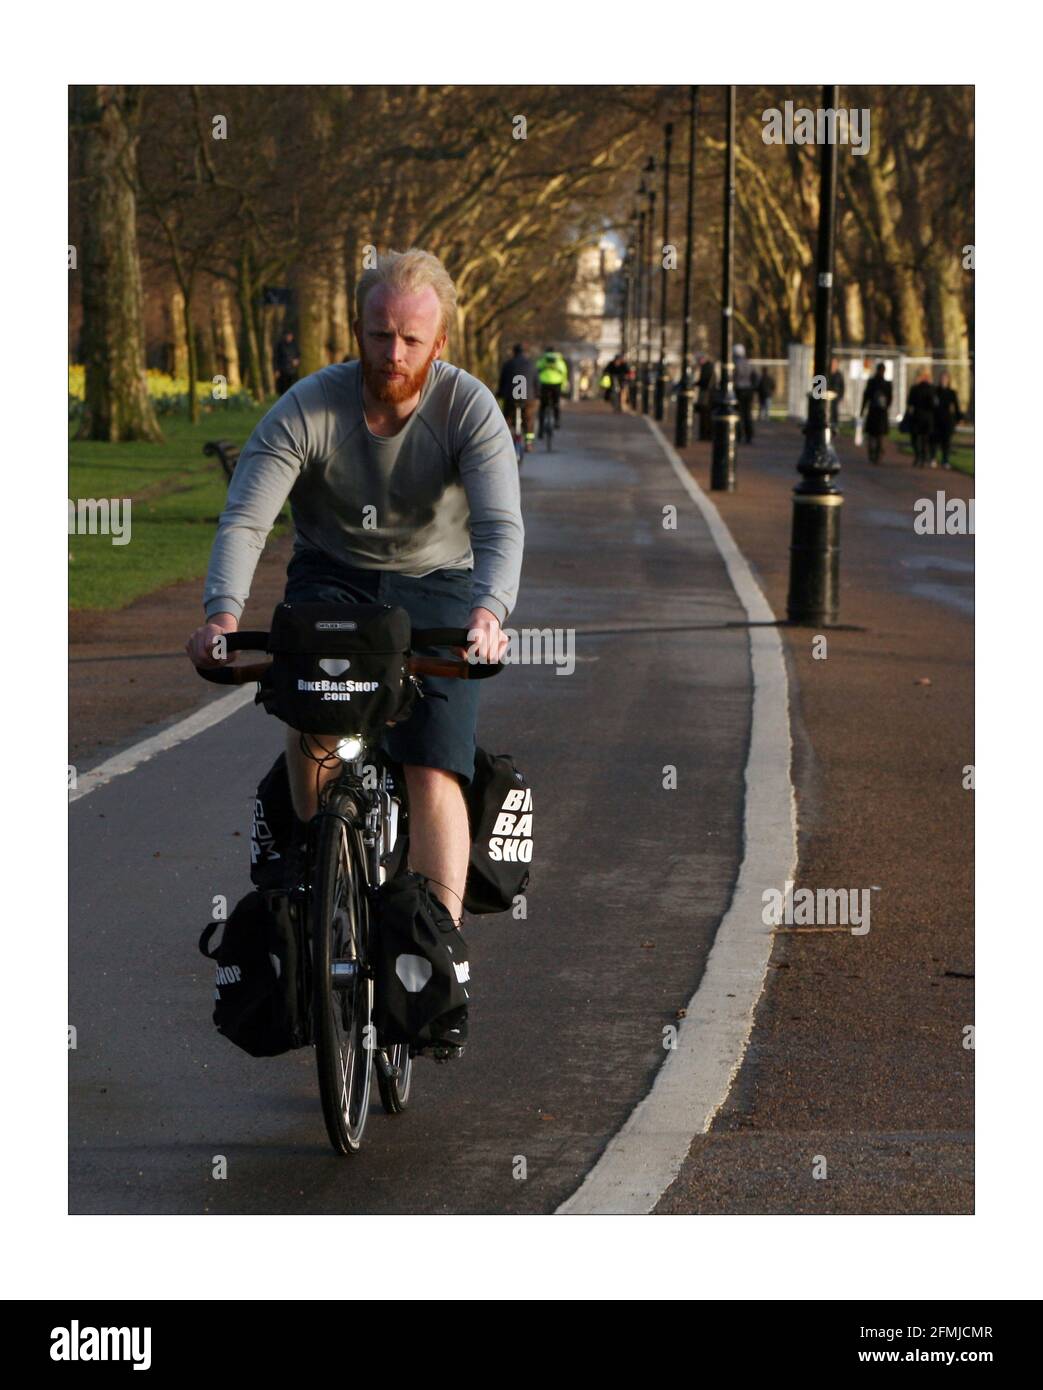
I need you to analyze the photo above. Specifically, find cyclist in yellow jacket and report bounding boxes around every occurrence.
[536,346,569,436]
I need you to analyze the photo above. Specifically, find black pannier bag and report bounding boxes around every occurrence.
[250,752,302,891]
[371,872,470,1049]
[257,601,415,735]
[198,890,311,1057]
[463,748,532,914]
[245,742,532,914]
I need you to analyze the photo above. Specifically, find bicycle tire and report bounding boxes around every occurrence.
[312,802,374,1155]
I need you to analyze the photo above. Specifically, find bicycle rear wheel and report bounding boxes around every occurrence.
[312,803,374,1155]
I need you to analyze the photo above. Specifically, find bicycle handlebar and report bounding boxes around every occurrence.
[192,628,505,686]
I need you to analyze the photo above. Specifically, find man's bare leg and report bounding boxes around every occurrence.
[403,764,470,921]
[285,727,341,823]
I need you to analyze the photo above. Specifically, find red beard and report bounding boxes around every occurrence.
[360,343,437,404]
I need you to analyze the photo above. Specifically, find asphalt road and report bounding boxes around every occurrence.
[69,407,754,1214]
[660,419,974,1214]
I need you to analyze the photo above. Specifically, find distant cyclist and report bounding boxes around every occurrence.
[607,354,628,410]
[497,342,538,450]
[536,345,569,435]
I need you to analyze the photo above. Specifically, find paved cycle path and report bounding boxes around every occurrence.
[69,406,755,1214]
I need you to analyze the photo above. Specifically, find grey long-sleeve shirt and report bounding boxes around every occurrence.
[203,359,524,625]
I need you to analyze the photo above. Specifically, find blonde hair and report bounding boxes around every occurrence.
[355,248,457,340]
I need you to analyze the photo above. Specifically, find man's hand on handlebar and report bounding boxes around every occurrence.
[459,607,509,666]
[186,612,239,668]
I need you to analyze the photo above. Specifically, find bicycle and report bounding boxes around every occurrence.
[195,620,502,1155]
[511,402,526,467]
[538,395,556,452]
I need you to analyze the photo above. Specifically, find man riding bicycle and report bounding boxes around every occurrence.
[606,354,628,411]
[535,345,569,434]
[497,342,538,451]
[186,248,524,932]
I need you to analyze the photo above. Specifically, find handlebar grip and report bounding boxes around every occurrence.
[195,660,272,686]
[193,630,272,685]
[407,654,503,681]
[223,631,270,651]
[409,625,505,679]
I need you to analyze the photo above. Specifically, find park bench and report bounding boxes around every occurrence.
[203,439,240,482]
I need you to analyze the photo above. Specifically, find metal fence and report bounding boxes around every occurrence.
[787,344,974,424]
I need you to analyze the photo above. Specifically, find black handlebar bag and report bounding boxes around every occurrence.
[257,601,415,735]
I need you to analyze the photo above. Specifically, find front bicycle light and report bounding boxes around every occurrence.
[335,735,365,762]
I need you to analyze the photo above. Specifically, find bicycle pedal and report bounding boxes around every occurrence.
[374,1049,400,1081]
[415,1042,466,1064]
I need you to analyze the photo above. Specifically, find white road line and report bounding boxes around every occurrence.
[69,686,257,804]
[556,418,798,1215]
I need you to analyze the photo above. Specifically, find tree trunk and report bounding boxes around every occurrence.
[213,279,241,389]
[235,241,265,401]
[72,85,162,442]
[926,245,972,405]
[295,260,329,377]
[328,233,350,362]
[195,320,215,385]
[169,288,188,378]
[184,288,199,423]
[259,302,277,397]
[843,279,865,345]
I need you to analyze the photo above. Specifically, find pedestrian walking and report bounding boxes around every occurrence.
[860,362,893,465]
[733,344,757,444]
[932,370,963,470]
[828,356,845,430]
[757,367,775,421]
[905,368,939,467]
[274,330,300,395]
[696,354,715,440]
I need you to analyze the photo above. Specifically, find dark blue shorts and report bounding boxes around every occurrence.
[283,549,479,786]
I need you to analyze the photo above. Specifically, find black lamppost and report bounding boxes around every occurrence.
[654,121,673,421]
[621,242,632,361]
[710,85,739,491]
[675,87,699,448]
[786,84,844,625]
[634,201,646,410]
[642,158,655,414]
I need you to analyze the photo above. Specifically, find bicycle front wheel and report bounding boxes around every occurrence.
[312,806,374,1155]
[376,1042,414,1113]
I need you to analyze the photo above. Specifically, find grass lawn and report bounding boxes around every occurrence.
[834,424,975,477]
[887,439,974,476]
[68,406,287,611]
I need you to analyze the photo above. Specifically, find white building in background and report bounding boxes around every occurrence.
[559,235,693,396]
[559,238,624,394]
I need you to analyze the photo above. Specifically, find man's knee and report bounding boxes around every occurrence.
[403,764,463,801]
